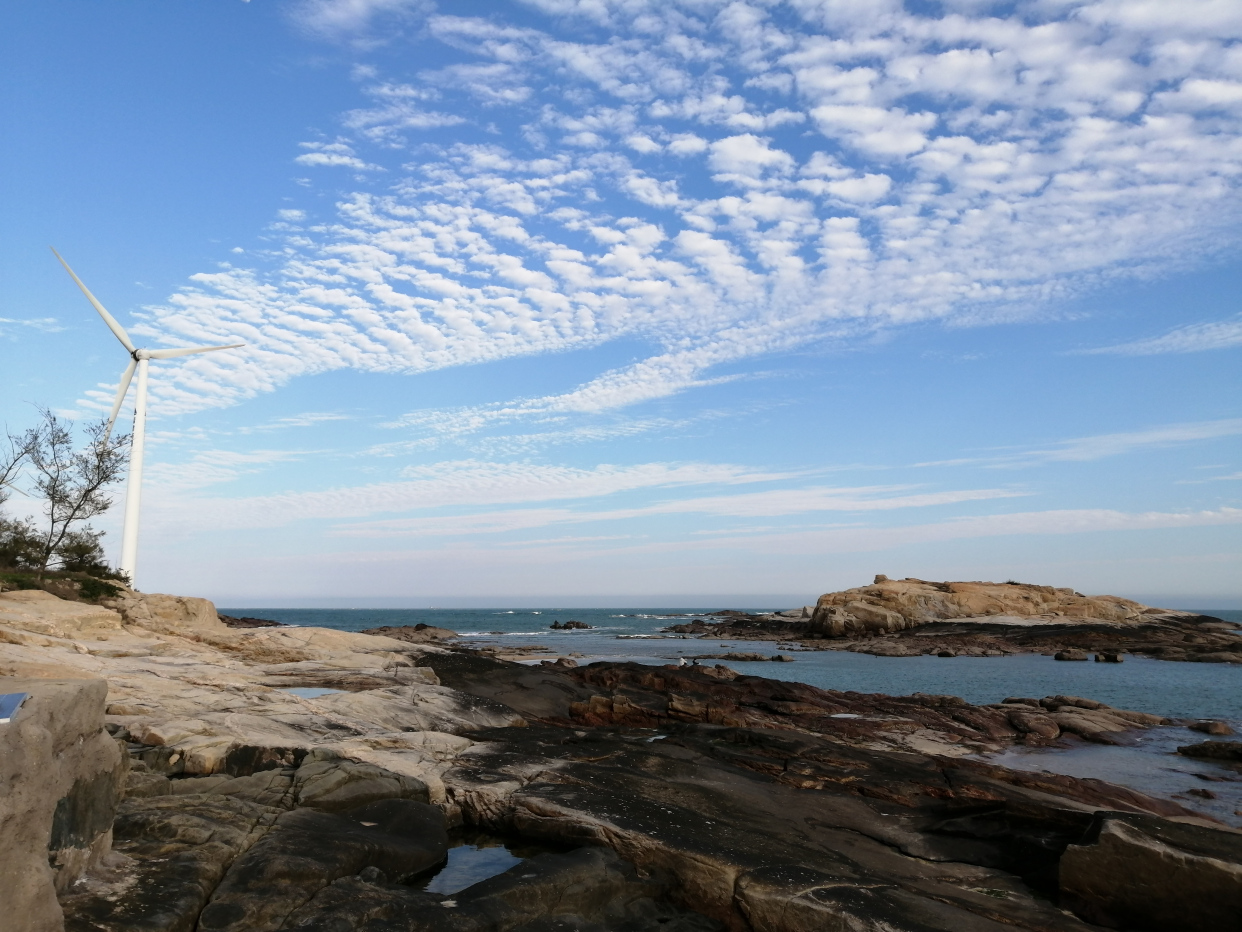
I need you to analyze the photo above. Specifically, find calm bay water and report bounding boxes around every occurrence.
[223,606,1242,721]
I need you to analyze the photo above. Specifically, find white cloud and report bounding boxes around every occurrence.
[707,134,795,181]
[96,0,1242,432]
[144,449,308,494]
[332,483,1026,538]
[238,412,352,433]
[655,506,1242,556]
[1024,419,1242,464]
[148,459,800,530]
[811,105,936,156]
[1178,470,1242,484]
[290,0,432,40]
[916,418,1242,468]
[295,141,381,170]
[0,317,64,335]
[1080,315,1242,356]
[667,133,708,156]
[823,173,892,202]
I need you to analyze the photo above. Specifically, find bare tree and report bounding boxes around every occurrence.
[0,426,37,508]
[20,409,129,576]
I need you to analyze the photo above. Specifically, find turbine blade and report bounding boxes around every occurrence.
[49,247,137,353]
[104,359,137,443]
[146,343,244,360]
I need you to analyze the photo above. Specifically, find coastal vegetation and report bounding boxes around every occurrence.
[0,409,128,585]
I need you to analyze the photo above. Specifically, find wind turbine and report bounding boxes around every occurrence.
[51,248,243,585]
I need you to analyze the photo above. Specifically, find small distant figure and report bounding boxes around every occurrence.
[691,658,701,667]
[678,657,688,667]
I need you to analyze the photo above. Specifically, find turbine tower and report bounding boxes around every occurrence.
[52,248,243,585]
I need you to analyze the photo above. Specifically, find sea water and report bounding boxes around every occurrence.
[222,606,1242,721]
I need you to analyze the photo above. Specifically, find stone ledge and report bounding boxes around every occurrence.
[0,676,125,932]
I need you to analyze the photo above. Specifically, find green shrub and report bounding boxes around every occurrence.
[0,573,40,590]
[77,577,121,601]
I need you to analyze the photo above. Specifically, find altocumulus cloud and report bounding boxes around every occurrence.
[93,0,1242,433]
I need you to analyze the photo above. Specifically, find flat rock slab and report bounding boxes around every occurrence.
[1060,812,1242,931]
[199,798,447,932]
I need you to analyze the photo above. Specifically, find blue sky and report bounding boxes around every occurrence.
[2,0,1240,607]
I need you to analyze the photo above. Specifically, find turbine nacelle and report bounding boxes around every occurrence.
[50,248,243,442]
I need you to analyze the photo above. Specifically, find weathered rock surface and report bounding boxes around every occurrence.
[0,589,523,816]
[362,624,459,643]
[1177,740,1242,762]
[280,844,719,932]
[61,795,279,932]
[217,614,283,629]
[514,661,1167,753]
[811,577,1152,635]
[8,587,1242,932]
[0,675,126,932]
[1060,812,1242,931]
[664,578,1242,664]
[197,798,447,932]
[450,722,1158,932]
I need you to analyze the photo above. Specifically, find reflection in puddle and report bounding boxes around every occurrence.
[985,724,1242,828]
[411,830,565,895]
[283,687,344,699]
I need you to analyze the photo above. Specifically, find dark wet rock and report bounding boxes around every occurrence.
[224,743,308,777]
[1006,711,1061,740]
[663,621,715,634]
[1093,650,1122,662]
[281,845,719,932]
[217,614,283,628]
[550,620,593,630]
[55,647,1240,932]
[1060,812,1242,931]
[125,771,173,798]
[1054,649,1089,661]
[293,753,430,811]
[362,623,459,642]
[1178,740,1242,762]
[1188,650,1242,663]
[421,650,599,722]
[139,755,431,813]
[451,723,1181,931]
[1189,720,1236,736]
[62,795,280,932]
[197,798,447,932]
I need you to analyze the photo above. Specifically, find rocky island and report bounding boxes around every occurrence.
[667,576,1242,663]
[1,582,1240,932]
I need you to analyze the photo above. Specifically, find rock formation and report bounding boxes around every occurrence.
[0,676,126,932]
[666,577,1242,663]
[2,586,1241,932]
[361,623,458,643]
[810,576,1161,637]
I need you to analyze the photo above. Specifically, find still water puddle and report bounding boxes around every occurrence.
[282,687,344,699]
[411,830,565,895]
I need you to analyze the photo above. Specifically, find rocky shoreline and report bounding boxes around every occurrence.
[2,585,1241,932]
[664,577,1242,664]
